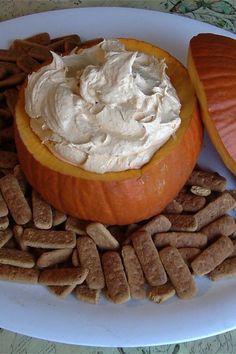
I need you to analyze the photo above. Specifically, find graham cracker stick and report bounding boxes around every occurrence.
[0,216,9,230]
[86,223,119,250]
[39,267,88,286]
[148,282,176,303]
[23,228,76,249]
[0,191,8,217]
[140,215,171,235]
[48,284,76,299]
[176,192,206,212]
[13,225,28,251]
[0,174,32,225]
[178,248,201,267]
[25,32,51,45]
[154,232,207,249]
[201,215,236,242]
[228,240,236,258]
[75,285,100,304]
[36,248,73,268]
[191,236,234,276]
[187,169,227,192]
[0,228,13,248]
[208,257,236,281]
[132,231,167,286]
[77,236,105,290]
[0,264,39,283]
[122,245,146,299]
[71,248,79,267]
[102,251,130,304]
[165,214,198,232]
[159,246,197,299]
[65,216,87,235]
[163,200,183,214]
[32,190,53,229]
[0,248,35,268]
[194,192,236,230]
[13,164,28,194]
[52,207,67,226]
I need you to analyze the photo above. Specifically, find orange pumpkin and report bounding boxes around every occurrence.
[15,38,203,225]
[188,33,236,176]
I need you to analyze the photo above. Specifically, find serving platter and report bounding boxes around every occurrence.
[0,7,236,347]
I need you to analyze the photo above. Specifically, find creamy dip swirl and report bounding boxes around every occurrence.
[25,39,181,173]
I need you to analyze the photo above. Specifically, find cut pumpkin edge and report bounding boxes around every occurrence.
[188,48,236,176]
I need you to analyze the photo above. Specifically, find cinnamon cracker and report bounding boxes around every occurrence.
[17,54,40,73]
[71,249,79,267]
[0,228,13,248]
[48,284,76,299]
[39,267,88,286]
[0,248,35,268]
[148,282,176,303]
[132,231,167,286]
[13,164,28,194]
[159,246,197,300]
[86,222,119,250]
[32,190,53,229]
[153,232,207,249]
[13,225,28,251]
[122,245,146,299]
[0,191,8,217]
[102,251,130,304]
[163,200,183,214]
[52,207,67,226]
[0,216,9,230]
[0,174,32,225]
[191,236,234,276]
[140,215,171,235]
[11,39,52,61]
[0,72,26,89]
[228,240,236,259]
[187,169,227,192]
[77,236,105,290]
[176,192,206,212]
[0,151,18,168]
[201,215,236,242]
[178,248,201,267]
[208,257,236,281]
[194,192,236,230]
[36,248,73,268]
[75,285,100,304]
[25,32,51,45]
[65,216,87,235]
[0,264,39,283]
[165,214,198,232]
[23,228,76,249]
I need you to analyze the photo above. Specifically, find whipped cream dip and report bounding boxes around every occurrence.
[25,39,181,173]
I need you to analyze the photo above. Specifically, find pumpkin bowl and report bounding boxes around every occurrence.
[14,38,203,225]
[188,33,236,176]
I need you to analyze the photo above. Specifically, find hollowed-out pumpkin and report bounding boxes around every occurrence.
[15,38,203,225]
[188,33,236,176]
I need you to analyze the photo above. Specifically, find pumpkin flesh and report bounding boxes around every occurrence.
[15,38,203,225]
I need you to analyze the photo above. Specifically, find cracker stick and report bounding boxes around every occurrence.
[32,190,53,229]
[208,257,236,281]
[140,215,171,235]
[0,191,8,217]
[0,151,18,168]
[186,169,227,192]
[153,232,207,249]
[65,216,87,235]
[0,174,32,225]
[159,246,197,299]
[0,216,9,230]
[48,284,76,299]
[71,249,79,267]
[148,282,176,303]
[163,200,183,214]
[36,248,73,268]
[228,240,236,258]
[201,215,236,242]
[25,32,51,45]
[17,55,40,73]
[176,192,206,212]
[0,264,39,283]
[52,207,67,226]
[0,228,13,248]
[0,248,35,268]
[13,164,28,194]
[165,214,198,232]
[86,223,119,250]
[39,267,88,286]
[77,236,105,290]
[132,231,167,286]
[75,285,100,304]
[13,225,28,251]
[102,251,130,304]
[178,248,201,267]
[23,228,76,249]
[194,192,236,230]
[0,72,26,89]
[191,236,234,276]
[122,245,146,299]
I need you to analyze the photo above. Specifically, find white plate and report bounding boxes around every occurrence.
[0,7,236,347]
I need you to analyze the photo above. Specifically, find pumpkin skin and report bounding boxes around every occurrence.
[188,33,236,176]
[15,38,203,225]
